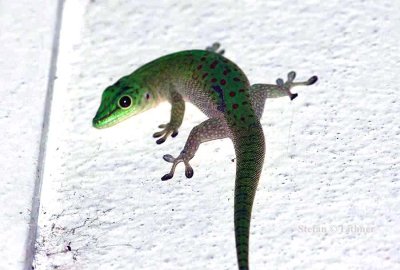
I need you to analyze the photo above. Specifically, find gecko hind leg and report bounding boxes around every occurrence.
[250,71,318,119]
[161,117,230,180]
[205,42,225,55]
[251,71,318,100]
[274,71,318,100]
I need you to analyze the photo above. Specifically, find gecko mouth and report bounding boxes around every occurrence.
[93,108,138,129]
[92,108,119,129]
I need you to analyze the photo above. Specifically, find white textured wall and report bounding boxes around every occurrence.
[34,0,399,269]
[0,1,58,269]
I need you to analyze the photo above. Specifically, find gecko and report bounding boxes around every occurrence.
[92,43,318,270]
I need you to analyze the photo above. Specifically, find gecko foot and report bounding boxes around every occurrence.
[153,124,179,144]
[206,42,225,55]
[161,151,194,181]
[276,71,318,100]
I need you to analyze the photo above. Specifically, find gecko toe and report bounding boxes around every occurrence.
[206,42,225,55]
[161,173,173,181]
[156,138,166,144]
[185,166,194,178]
[153,131,164,138]
[163,154,175,162]
[290,93,298,100]
[210,42,220,51]
[307,76,318,85]
[276,78,284,86]
[171,131,179,138]
[288,71,296,82]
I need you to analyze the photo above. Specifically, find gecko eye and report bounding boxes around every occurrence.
[118,95,132,109]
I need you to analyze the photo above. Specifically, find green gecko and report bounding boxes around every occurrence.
[93,43,317,270]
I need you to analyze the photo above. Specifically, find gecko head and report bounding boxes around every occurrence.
[92,76,155,129]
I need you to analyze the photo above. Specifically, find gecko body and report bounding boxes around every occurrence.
[93,43,317,269]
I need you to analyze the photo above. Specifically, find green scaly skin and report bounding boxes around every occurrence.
[93,43,318,269]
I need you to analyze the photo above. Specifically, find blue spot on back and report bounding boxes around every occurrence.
[212,85,226,112]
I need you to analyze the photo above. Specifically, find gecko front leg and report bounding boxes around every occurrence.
[153,90,185,144]
[161,117,230,180]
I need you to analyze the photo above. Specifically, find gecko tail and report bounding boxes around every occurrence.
[231,122,266,270]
